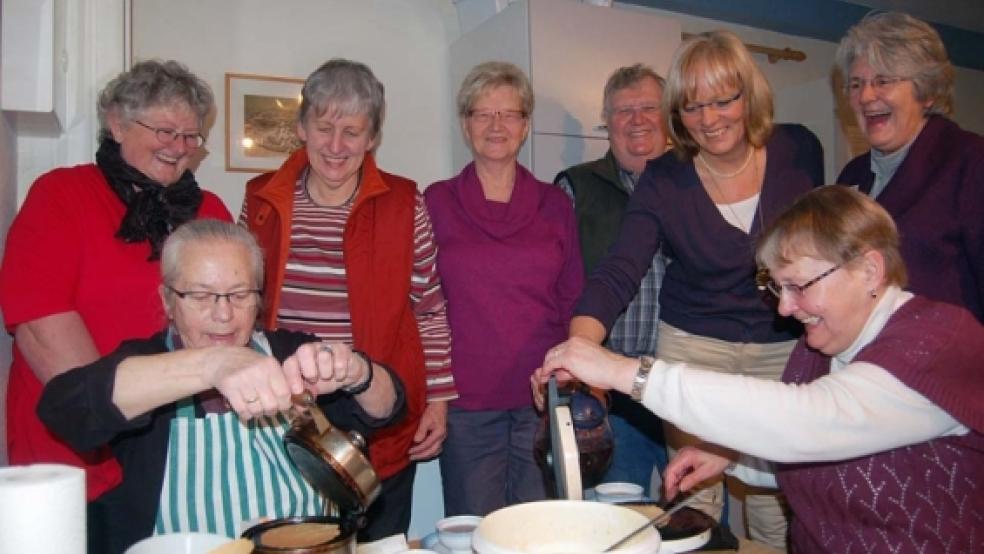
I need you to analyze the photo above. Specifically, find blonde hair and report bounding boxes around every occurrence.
[836,11,954,116]
[456,61,534,118]
[756,186,907,288]
[663,31,774,158]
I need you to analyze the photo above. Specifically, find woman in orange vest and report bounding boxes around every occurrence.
[239,58,455,540]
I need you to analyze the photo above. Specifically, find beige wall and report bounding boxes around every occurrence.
[132,0,460,215]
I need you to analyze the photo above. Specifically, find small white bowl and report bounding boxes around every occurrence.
[436,514,482,551]
[124,532,231,554]
[595,481,645,503]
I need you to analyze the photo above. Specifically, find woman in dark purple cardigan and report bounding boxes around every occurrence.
[569,31,823,550]
[835,11,984,321]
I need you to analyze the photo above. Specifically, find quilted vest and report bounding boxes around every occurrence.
[242,149,426,479]
[554,150,631,275]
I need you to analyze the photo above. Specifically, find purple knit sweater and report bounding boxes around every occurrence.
[424,163,584,410]
[778,296,984,553]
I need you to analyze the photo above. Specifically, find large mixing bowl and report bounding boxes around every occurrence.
[472,500,661,553]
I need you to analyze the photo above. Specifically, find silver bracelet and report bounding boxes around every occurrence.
[630,356,655,402]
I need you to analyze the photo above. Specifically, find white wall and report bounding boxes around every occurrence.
[132,0,460,215]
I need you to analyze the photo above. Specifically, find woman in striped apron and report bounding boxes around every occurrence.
[36,219,406,554]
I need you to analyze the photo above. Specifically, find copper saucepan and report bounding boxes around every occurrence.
[242,392,381,553]
[284,391,381,514]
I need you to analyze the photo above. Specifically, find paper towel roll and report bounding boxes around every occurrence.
[0,464,86,554]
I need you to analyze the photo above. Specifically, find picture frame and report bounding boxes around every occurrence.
[224,73,305,173]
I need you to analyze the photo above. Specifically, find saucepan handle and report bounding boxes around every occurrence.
[291,391,331,434]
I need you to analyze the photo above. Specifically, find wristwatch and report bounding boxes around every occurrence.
[630,356,655,402]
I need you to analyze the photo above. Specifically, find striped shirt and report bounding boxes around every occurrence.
[241,175,456,401]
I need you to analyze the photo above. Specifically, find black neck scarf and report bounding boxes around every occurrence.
[96,138,203,260]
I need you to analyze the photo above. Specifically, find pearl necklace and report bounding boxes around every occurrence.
[701,151,763,233]
[697,146,754,179]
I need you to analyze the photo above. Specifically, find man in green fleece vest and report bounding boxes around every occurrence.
[554,64,668,496]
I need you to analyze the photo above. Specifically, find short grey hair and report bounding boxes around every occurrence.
[97,59,214,140]
[456,61,534,118]
[836,11,954,116]
[160,220,265,307]
[298,58,386,138]
[602,64,665,119]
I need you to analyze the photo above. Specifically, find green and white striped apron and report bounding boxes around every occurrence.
[154,331,325,537]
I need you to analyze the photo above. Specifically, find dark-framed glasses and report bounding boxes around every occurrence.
[167,286,261,310]
[680,90,743,116]
[756,263,843,299]
[134,120,205,149]
[467,109,527,125]
[845,75,909,98]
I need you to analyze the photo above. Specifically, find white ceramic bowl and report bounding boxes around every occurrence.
[436,514,482,551]
[595,481,645,503]
[125,532,231,554]
[472,500,661,554]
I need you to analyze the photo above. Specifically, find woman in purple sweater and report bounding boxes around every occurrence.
[424,62,584,516]
[835,12,984,321]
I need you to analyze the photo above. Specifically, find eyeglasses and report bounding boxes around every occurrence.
[467,109,527,126]
[680,90,743,116]
[134,120,205,149]
[610,104,660,121]
[756,264,843,299]
[845,76,909,98]
[167,286,261,310]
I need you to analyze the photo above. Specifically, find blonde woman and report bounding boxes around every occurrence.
[568,31,823,549]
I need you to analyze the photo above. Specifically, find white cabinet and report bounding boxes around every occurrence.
[2,0,68,134]
[450,0,680,181]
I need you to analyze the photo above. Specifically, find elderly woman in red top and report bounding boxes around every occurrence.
[535,186,984,553]
[239,58,454,541]
[0,60,230,552]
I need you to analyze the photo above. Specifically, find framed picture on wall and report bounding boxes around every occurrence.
[224,73,304,173]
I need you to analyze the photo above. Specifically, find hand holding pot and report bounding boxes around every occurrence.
[284,342,400,420]
[283,341,369,396]
[203,345,297,420]
[531,337,638,409]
